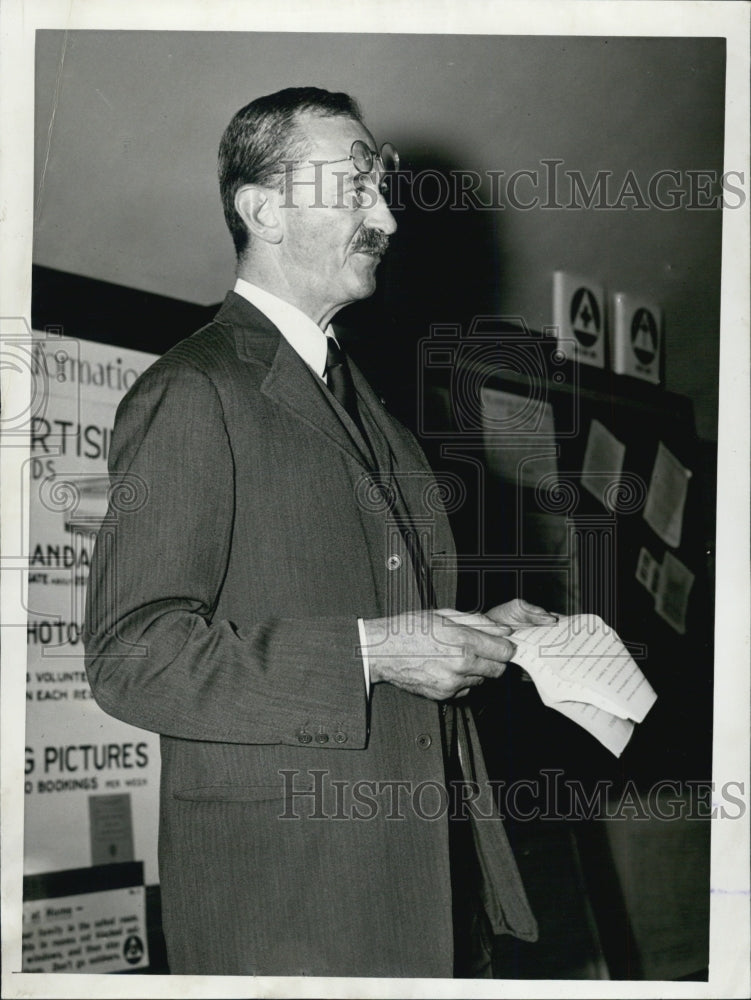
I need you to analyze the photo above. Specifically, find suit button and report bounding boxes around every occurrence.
[315,732,329,744]
[297,732,312,744]
[386,555,402,570]
[333,732,347,744]
[416,733,432,750]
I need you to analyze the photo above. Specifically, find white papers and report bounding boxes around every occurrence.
[509,614,657,757]
[655,552,696,635]
[439,611,656,756]
[581,419,626,506]
[510,615,656,721]
[643,442,692,547]
[536,691,636,759]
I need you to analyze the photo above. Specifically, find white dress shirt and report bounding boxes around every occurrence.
[233,278,371,695]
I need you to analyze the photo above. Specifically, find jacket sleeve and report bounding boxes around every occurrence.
[83,358,369,748]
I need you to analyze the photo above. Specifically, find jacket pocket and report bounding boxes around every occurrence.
[173,782,307,802]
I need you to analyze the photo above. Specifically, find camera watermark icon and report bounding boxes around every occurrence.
[2,321,85,631]
[0,320,83,445]
[418,315,581,442]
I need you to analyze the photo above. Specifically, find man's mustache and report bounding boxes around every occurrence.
[352,230,391,256]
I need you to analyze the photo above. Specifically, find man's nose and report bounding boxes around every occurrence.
[363,185,397,235]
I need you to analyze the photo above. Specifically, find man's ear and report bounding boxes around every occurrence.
[234,185,283,245]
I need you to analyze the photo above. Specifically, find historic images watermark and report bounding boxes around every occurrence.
[274,159,745,212]
[278,768,746,823]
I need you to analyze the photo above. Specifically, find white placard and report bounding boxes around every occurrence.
[22,882,148,973]
[552,270,606,369]
[612,291,663,384]
[581,419,626,506]
[643,441,693,548]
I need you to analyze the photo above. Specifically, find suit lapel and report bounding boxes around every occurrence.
[219,291,375,472]
[262,338,375,472]
[349,360,434,473]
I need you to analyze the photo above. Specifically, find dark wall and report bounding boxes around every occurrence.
[34,31,725,440]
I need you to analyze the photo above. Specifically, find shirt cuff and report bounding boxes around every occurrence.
[357,618,371,699]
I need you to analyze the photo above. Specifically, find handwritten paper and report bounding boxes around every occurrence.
[643,442,692,547]
[581,419,626,507]
[439,612,656,756]
[509,614,657,756]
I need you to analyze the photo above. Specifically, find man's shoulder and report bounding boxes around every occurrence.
[160,319,237,377]
[141,292,280,387]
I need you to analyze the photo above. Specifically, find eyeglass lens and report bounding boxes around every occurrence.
[351,140,400,175]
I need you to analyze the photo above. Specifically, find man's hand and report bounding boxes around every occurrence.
[485,598,558,628]
[362,610,517,701]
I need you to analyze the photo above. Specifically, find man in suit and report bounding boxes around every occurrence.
[84,87,554,978]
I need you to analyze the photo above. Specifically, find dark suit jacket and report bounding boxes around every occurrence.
[84,291,537,976]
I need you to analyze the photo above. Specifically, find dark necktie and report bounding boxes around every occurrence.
[324,337,375,459]
[324,337,358,421]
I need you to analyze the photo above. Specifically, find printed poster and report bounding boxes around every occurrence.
[24,334,160,892]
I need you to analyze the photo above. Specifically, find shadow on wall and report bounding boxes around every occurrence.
[338,149,502,426]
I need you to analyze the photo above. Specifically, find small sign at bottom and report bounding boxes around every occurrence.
[22,883,148,973]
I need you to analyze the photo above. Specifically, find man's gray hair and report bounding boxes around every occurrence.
[218,86,363,258]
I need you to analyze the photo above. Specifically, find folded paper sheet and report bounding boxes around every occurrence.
[509,614,657,756]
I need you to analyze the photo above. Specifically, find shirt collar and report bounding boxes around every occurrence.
[233,277,335,380]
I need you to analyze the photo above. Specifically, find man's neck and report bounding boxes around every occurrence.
[237,257,338,330]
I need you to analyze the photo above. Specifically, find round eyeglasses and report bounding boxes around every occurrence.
[340,140,400,178]
[272,139,399,179]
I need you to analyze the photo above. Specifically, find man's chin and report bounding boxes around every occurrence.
[344,261,378,301]
[352,252,382,280]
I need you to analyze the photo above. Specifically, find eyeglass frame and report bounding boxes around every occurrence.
[268,139,400,181]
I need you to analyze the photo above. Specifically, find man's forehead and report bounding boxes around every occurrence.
[297,112,375,157]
